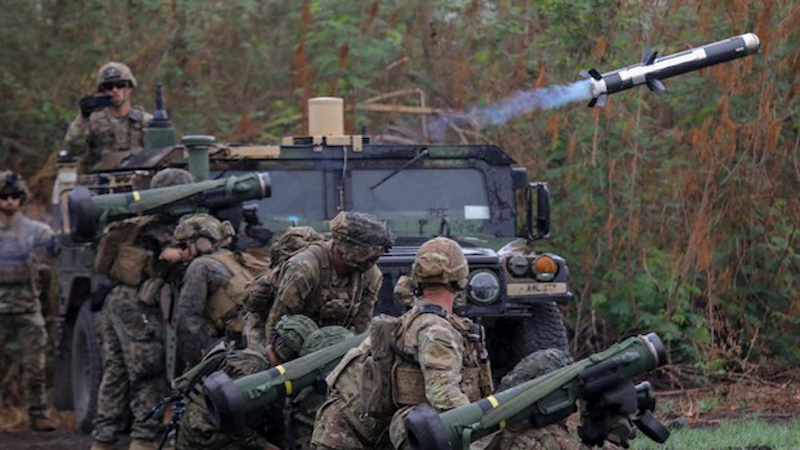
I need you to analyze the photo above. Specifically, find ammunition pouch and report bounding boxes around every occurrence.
[319,297,353,324]
[137,276,164,306]
[392,366,427,407]
[110,243,150,286]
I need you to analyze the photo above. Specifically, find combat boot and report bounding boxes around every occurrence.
[129,439,157,450]
[30,416,57,432]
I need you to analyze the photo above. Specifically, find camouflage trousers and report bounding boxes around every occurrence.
[472,422,592,450]
[93,285,166,443]
[0,311,50,419]
[311,394,391,450]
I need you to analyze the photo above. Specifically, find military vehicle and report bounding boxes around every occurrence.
[52,95,572,432]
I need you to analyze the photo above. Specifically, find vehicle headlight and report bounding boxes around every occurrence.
[467,270,500,304]
[507,254,529,277]
[531,255,557,282]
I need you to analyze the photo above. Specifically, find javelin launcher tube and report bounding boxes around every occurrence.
[203,333,366,433]
[67,171,271,241]
[405,332,667,450]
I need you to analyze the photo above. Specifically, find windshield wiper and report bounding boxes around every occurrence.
[369,148,429,190]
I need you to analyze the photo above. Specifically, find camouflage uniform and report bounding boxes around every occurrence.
[92,169,194,450]
[0,193,56,426]
[313,237,490,450]
[264,211,393,336]
[173,214,253,367]
[63,61,152,172]
[472,349,592,450]
[175,318,352,450]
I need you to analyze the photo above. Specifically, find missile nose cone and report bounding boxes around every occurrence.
[741,33,761,54]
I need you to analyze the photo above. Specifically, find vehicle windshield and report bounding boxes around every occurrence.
[226,167,501,240]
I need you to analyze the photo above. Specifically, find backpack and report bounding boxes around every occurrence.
[94,215,159,286]
[358,314,404,417]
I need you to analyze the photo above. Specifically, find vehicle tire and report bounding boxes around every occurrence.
[517,302,570,355]
[71,302,103,434]
[485,302,570,383]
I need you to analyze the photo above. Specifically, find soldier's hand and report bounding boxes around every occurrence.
[79,94,113,118]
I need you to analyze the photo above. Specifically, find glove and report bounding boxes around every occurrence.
[606,414,636,448]
[79,95,112,118]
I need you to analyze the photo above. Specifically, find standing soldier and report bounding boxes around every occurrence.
[311,237,492,450]
[91,168,195,450]
[63,61,152,172]
[0,171,58,432]
[172,213,266,367]
[263,211,393,335]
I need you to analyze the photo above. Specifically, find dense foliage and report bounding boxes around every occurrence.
[1,0,797,379]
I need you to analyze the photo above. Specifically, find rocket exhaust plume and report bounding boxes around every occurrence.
[424,33,759,141]
[428,80,592,141]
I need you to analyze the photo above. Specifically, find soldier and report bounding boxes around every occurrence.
[311,237,492,450]
[64,61,153,172]
[0,171,58,432]
[264,211,393,336]
[175,314,319,450]
[91,168,195,450]
[172,213,265,367]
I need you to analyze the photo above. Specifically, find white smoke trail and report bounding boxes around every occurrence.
[427,79,592,142]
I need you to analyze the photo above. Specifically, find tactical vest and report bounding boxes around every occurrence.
[205,250,267,335]
[0,230,31,284]
[392,305,493,407]
[305,242,368,329]
[89,106,149,154]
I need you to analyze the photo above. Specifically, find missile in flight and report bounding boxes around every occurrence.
[581,33,760,107]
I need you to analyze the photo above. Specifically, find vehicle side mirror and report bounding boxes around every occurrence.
[526,182,551,241]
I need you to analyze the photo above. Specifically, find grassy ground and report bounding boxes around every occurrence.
[630,418,800,450]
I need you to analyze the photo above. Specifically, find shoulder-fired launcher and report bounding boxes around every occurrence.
[405,332,669,450]
[67,172,271,241]
[203,333,367,433]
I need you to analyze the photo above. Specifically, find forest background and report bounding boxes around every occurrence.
[0,0,797,387]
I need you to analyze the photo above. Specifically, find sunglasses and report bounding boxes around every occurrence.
[100,81,130,92]
[0,192,22,200]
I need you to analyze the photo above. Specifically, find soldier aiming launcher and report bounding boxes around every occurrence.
[67,171,272,242]
[204,333,367,433]
[405,333,669,450]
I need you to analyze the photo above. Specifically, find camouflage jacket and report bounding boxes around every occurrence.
[394,302,477,410]
[0,214,55,314]
[176,254,235,366]
[265,241,382,336]
[63,106,152,171]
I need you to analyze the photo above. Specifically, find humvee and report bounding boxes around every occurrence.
[52,96,572,432]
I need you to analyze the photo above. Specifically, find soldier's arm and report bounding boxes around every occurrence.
[416,321,471,410]
[63,113,91,156]
[176,259,219,364]
[265,257,317,335]
[351,266,383,333]
[31,221,58,257]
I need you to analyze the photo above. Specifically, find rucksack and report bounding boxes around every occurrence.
[94,215,159,286]
[358,314,404,417]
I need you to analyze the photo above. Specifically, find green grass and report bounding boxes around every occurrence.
[629,418,800,450]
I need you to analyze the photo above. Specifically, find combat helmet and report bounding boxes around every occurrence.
[150,168,195,189]
[271,315,319,362]
[497,348,573,392]
[412,237,469,290]
[0,171,30,203]
[299,325,355,357]
[329,211,394,270]
[173,213,235,252]
[96,61,137,90]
